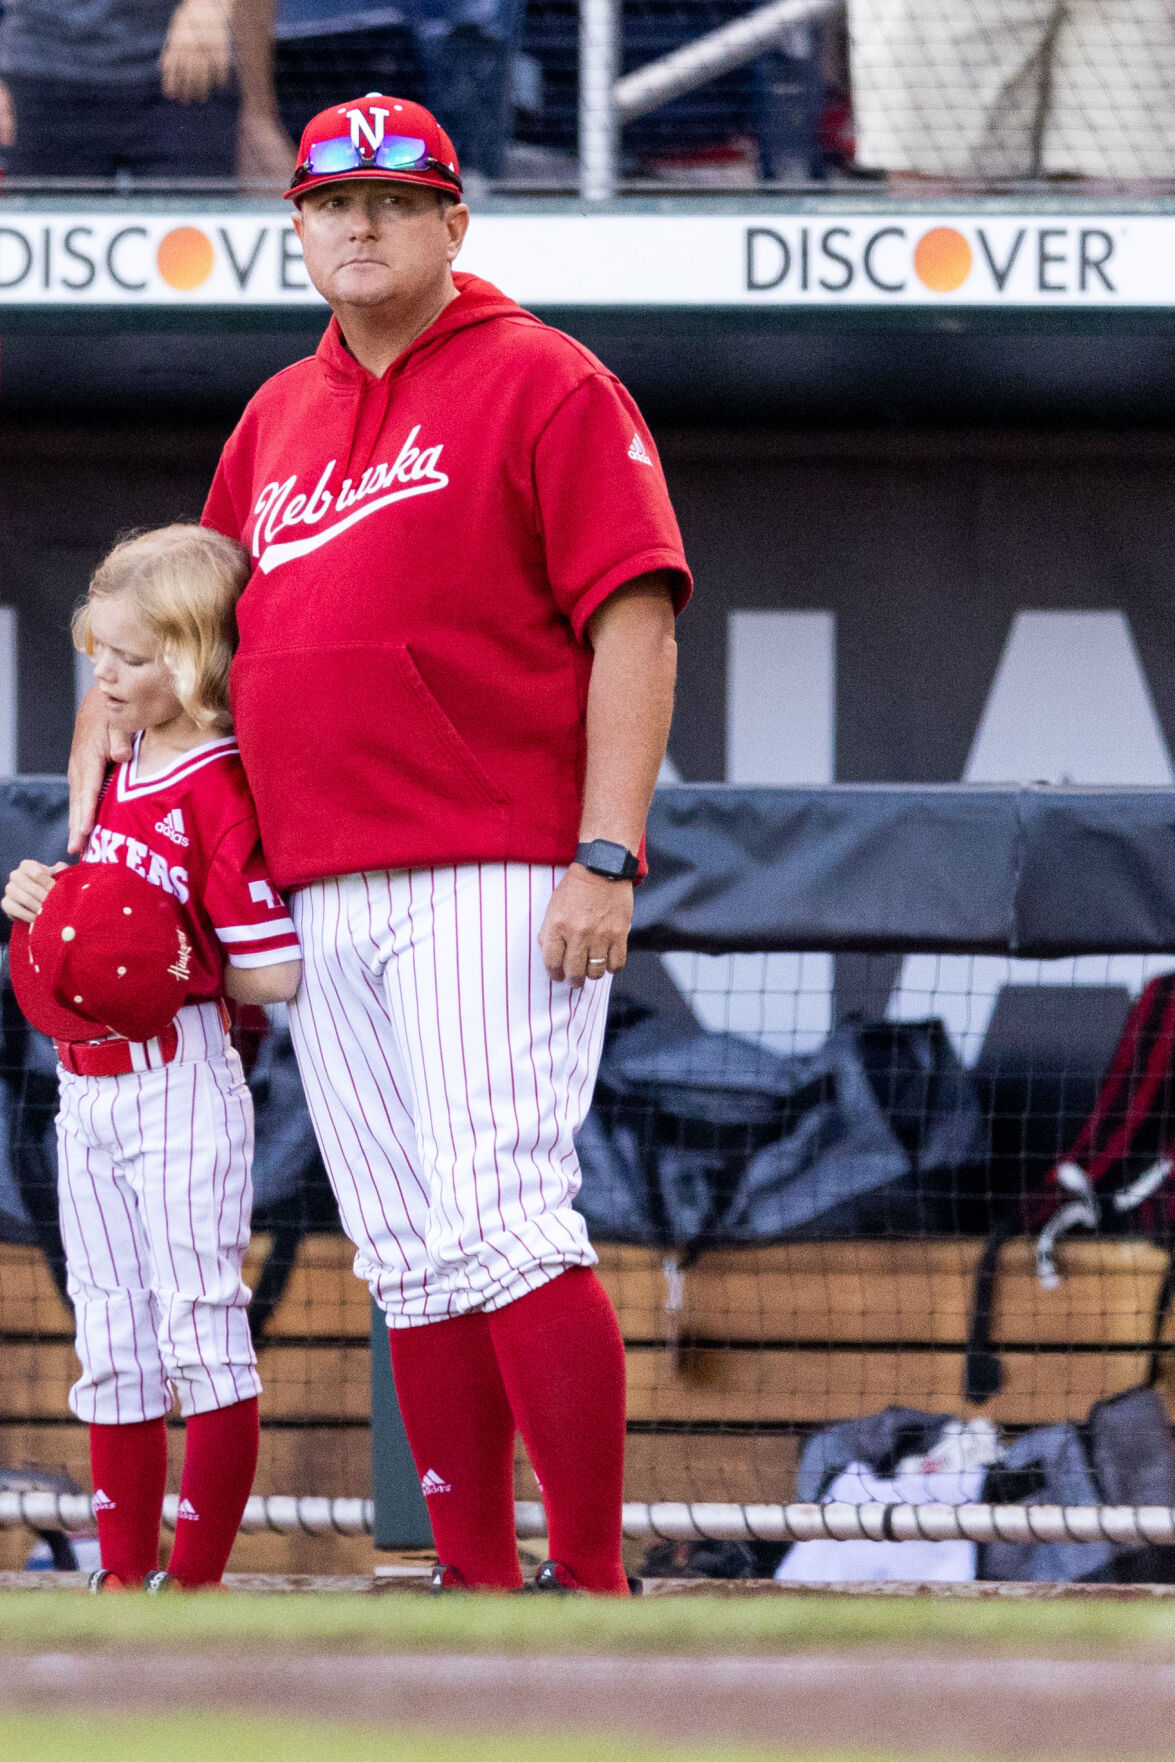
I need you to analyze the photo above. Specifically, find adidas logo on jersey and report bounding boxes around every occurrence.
[92,1489,116,1512]
[176,1498,200,1522]
[155,808,190,848]
[420,1469,451,1497]
[628,432,653,467]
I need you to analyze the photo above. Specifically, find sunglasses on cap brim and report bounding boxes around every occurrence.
[292,132,462,191]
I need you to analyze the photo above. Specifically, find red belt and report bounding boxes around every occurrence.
[56,1024,180,1077]
[55,1001,230,1078]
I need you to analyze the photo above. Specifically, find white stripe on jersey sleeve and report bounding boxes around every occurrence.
[216,919,298,944]
[226,944,302,969]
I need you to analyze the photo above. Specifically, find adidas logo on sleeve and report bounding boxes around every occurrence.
[627,433,653,466]
[420,1469,452,1497]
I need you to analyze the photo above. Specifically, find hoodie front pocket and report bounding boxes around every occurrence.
[395,645,509,810]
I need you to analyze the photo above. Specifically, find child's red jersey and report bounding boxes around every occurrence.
[81,734,299,1005]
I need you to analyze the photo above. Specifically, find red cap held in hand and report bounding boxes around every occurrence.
[285,93,462,201]
[10,864,193,1045]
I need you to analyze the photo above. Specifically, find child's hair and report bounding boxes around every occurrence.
[72,525,250,734]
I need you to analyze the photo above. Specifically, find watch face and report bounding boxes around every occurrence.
[578,840,637,879]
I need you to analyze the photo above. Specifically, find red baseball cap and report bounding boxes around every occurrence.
[10,864,193,1045]
[285,94,462,202]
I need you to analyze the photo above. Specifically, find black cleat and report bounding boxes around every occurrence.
[88,1568,127,1593]
[527,1561,643,1596]
[429,1562,468,1592]
[142,1569,177,1595]
[528,1559,581,1593]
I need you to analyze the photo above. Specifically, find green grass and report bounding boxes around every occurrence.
[0,1719,1044,1762]
[0,1590,1171,1658]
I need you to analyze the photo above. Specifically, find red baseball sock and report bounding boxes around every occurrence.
[388,1311,522,1590]
[166,1396,259,1588]
[89,1416,168,1586]
[488,1268,629,1595]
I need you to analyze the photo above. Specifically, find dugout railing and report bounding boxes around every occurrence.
[4,782,1175,1572]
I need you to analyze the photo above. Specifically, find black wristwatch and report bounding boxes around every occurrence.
[575,839,640,881]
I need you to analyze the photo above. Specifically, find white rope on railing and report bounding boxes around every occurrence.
[5,1493,1175,1547]
[612,1502,1175,1546]
[0,1492,375,1538]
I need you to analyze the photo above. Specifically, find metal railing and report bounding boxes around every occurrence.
[579,0,839,198]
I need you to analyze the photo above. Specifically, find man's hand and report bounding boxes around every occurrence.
[68,685,130,855]
[160,0,233,103]
[2,860,66,925]
[0,79,16,149]
[538,864,633,987]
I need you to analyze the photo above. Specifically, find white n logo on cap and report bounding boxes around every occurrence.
[348,106,390,154]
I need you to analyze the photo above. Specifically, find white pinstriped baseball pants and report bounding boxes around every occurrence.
[56,1002,262,1424]
[287,864,609,1326]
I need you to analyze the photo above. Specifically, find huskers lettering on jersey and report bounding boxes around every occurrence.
[201,273,693,892]
[86,823,192,903]
[82,735,300,1008]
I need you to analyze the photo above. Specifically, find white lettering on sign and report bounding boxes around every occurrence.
[0,211,1169,308]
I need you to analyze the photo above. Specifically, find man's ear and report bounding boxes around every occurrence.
[291,205,305,241]
[445,202,470,263]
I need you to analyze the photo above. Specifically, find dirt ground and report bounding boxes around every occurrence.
[5,1577,1175,1757]
[0,1645,1172,1757]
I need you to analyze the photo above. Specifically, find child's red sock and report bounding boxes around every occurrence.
[388,1311,522,1590]
[488,1268,629,1595]
[89,1416,168,1586]
[166,1396,259,1588]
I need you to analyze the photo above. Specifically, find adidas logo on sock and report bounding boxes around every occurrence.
[627,432,653,466]
[420,1469,451,1497]
[92,1489,116,1512]
[176,1498,200,1522]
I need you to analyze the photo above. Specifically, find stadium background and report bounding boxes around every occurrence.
[3,0,1175,1587]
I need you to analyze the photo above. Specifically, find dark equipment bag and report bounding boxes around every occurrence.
[575,1004,985,1249]
[979,1386,1175,1584]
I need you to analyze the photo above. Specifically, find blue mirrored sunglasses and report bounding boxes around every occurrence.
[295,132,460,189]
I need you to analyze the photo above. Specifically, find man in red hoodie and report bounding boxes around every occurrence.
[70,93,691,1595]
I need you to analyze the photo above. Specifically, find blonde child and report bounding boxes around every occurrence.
[3,525,300,1591]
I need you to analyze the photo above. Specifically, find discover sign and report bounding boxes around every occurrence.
[0,207,1172,307]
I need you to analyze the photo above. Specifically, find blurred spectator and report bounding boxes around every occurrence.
[272,1,420,144]
[0,0,293,185]
[847,0,1175,185]
[274,0,521,181]
[413,0,521,181]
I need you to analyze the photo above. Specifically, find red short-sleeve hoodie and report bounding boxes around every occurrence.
[203,273,691,891]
